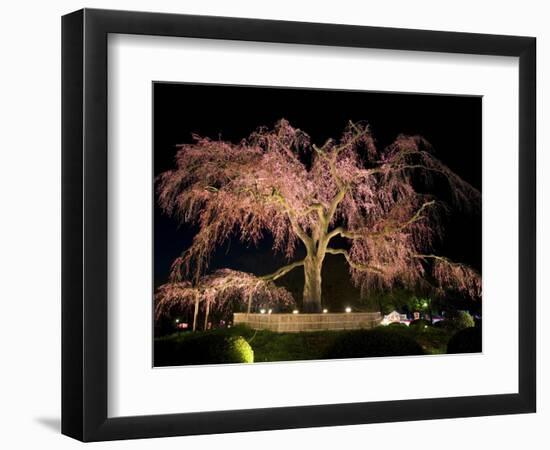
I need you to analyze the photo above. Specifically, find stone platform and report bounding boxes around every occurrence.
[233,312,382,333]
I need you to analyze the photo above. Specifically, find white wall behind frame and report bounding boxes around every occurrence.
[0,1,546,450]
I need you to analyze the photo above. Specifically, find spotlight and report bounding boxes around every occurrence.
[292,309,299,314]
[322,309,328,314]
[345,307,352,313]
[268,309,273,314]
[260,309,266,314]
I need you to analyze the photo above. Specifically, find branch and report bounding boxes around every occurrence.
[326,248,383,274]
[326,226,362,241]
[412,253,479,273]
[312,122,371,225]
[272,193,315,252]
[325,185,348,225]
[326,200,436,243]
[260,259,306,281]
[368,200,436,239]
[301,202,326,220]
[368,163,448,177]
[314,121,371,157]
[413,254,481,297]
[413,254,452,263]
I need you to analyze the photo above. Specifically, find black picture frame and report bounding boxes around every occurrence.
[62,8,536,442]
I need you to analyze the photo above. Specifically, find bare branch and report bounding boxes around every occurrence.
[326,247,383,274]
[260,259,306,281]
[326,226,362,241]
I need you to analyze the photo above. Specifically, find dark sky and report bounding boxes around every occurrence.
[153,82,481,308]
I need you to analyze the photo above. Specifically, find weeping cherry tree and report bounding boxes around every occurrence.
[157,119,481,313]
[155,269,295,330]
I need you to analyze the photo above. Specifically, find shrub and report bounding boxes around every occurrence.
[409,319,431,330]
[448,311,475,331]
[434,312,475,332]
[324,329,423,359]
[447,327,481,354]
[155,334,253,366]
[387,322,409,329]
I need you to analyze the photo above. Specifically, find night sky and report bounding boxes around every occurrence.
[153,83,481,310]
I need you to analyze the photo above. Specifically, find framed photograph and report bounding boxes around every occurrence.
[62,8,536,441]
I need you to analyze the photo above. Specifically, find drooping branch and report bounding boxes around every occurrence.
[374,135,481,212]
[260,259,306,281]
[413,254,482,298]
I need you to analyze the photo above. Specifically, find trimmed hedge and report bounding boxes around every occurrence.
[446,327,481,354]
[450,311,475,330]
[434,312,475,332]
[324,329,424,359]
[155,334,253,366]
[387,322,409,329]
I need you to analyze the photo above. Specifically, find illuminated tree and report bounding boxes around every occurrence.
[157,119,481,313]
[155,269,295,330]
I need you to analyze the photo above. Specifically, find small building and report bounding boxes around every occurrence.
[381,310,408,326]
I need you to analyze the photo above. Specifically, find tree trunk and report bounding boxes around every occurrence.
[192,293,199,331]
[204,300,210,330]
[303,256,323,313]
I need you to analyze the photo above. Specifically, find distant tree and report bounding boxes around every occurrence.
[157,119,481,312]
[408,295,431,313]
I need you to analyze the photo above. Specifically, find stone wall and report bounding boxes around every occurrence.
[233,312,382,333]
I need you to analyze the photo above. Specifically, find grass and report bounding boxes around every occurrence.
[155,323,454,366]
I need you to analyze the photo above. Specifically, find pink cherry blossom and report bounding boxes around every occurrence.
[157,119,481,313]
